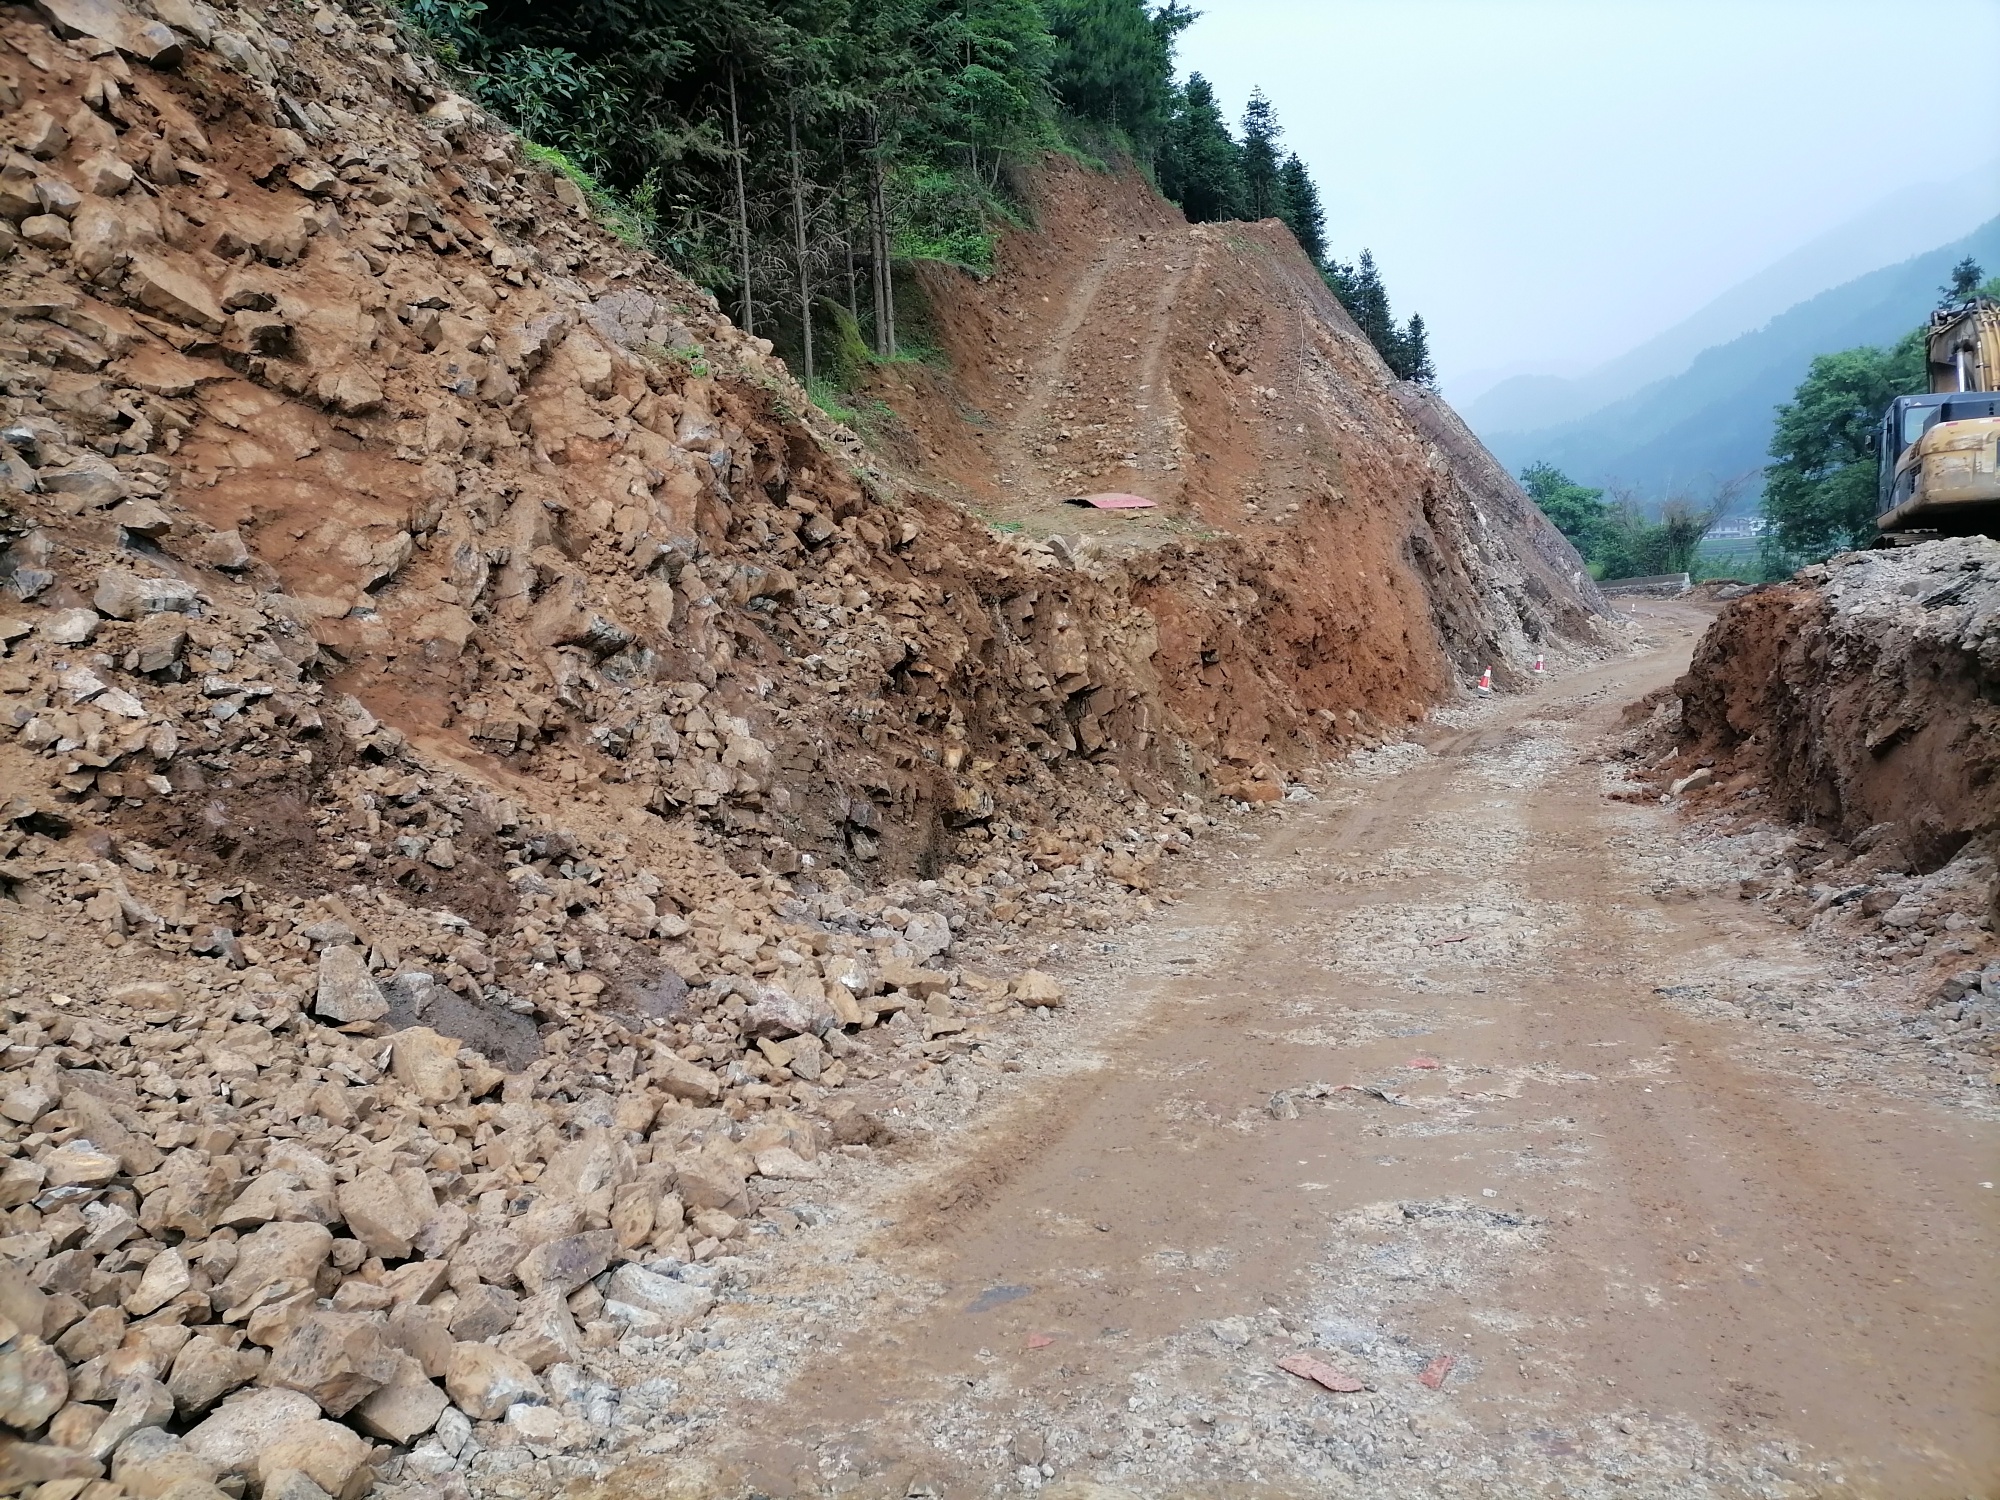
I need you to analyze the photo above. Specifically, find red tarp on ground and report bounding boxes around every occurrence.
[1068,492,1157,509]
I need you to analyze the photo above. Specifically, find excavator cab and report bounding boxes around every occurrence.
[1877,391,2000,530]
[1876,298,2000,536]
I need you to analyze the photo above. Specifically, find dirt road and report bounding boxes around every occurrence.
[602,603,1999,1500]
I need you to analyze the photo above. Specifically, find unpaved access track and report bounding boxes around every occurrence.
[981,228,1208,520]
[600,603,1998,1500]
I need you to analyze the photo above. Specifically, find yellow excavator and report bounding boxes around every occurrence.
[1876,296,2000,535]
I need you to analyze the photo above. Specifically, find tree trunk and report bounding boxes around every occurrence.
[845,219,859,327]
[840,139,858,326]
[729,69,753,338]
[789,102,813,386]
[867,114,895,359]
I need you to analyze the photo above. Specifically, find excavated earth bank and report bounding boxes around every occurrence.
[0,3,1613,1500]
[1670,539,2000,909]
[863,160,1607,738]
[1622,538,2000,1101]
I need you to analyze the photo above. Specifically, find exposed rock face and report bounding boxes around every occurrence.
[1676,539,2000,883]
[1391,385,1610,674]
[0,0,1606,1494]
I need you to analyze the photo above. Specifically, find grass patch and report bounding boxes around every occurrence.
[807,378,861,427]
[890,166,1013,275]
[642,341,710,379]
[898,232,999,276]
[1051,114,1134,175]
[518,140,650,249]
[886,159,1031,278]
[742,368,800,425]
[806,377,895,437]
[873,267,950,369]
[875,339,947,369]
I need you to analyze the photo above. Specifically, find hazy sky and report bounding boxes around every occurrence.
[1178,0,2000,398]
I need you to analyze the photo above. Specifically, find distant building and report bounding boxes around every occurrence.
[1705,516,1769,541]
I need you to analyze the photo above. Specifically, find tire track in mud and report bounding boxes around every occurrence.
[988,227,1205,516]
[1130,233,1204,503]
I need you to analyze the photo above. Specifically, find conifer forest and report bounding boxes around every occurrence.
[405,0,1435,389]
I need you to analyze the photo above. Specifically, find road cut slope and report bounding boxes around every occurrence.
[863,160,1610,770]
[595,600,2000,1500]
[0,0,1608,1494]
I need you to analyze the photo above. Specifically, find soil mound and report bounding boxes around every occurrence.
[859,158,1610,726]
[1674,538,2000,891]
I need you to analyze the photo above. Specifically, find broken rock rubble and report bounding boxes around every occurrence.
[0,0,1407,1494]
[0,740,1145,1499]
[0,937,960,1499]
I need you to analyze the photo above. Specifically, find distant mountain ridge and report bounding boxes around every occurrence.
[1478,214,2000,504]
[1460,164,2000,434]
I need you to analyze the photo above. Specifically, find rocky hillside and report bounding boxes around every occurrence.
[0,2,1606,1498]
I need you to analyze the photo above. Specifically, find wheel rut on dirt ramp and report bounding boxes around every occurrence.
[992,235,1129,498]
[983,224,1206,522]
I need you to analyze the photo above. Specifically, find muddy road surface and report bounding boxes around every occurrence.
[597,603,1998,1500]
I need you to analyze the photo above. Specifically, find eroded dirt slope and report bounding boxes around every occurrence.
[864,160,1609,745]
[1670,539,2000,904]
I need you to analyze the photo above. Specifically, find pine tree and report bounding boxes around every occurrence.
[1275,152,1324,264]
[1323,249,1437,383]
[1941,255,1984,307]
[1047,0,1183,146]
[1158,73,1244,222]
[1394,314,1436,386]
[1333,248,1395,356]
[1239,87,1281,219]
[1321,257,1353,303]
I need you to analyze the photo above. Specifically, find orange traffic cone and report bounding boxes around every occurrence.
[1476,667,1492,695]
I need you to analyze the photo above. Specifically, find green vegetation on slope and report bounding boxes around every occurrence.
[403,0,1437,398]
[1520,462,1724,581]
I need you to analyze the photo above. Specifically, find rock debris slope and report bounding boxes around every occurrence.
[0,2,1605,1498]
[1649,539,2000,1080]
